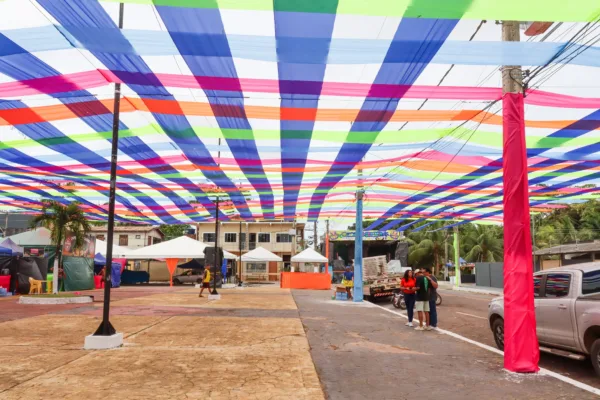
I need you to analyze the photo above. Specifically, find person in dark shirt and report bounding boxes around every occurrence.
[414,269,432,330]
[425,268,439,330]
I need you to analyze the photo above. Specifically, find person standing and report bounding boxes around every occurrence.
[414,269,431,331]
[342,267,354,300]
[424,268,439,330]
[198,265,211,298]
[400,269,417,327]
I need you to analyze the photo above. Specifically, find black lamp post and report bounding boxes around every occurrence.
[93,2,124,337]
[212,196,220,295]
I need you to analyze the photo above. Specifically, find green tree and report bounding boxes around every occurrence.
[31,200,91,293]
[406,222,453,275]
[462,224,503,262]
[160,224,191,240]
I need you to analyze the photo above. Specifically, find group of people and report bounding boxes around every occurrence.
[400,268,438,331]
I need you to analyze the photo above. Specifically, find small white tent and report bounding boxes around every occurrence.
[241,246,282,262]
[240,246,282,281]
[95,239,130,258]
[291,248,328,263]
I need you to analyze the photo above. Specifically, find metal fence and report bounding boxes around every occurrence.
[475,262,504,288]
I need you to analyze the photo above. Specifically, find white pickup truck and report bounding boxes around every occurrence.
[488,263,600,376]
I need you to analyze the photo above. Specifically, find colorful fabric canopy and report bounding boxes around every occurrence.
[0,0,599,228]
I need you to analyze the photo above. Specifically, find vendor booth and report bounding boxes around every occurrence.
[94,239,128,272]
[124,236,237,286]
[93,253,122,289]
[241,247,282,282]
[281,248,331,290]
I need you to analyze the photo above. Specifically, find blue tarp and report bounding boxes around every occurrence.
[0,246,12,257]
[93,252,122,288]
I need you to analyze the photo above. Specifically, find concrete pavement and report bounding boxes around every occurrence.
[294,290,598,400]
[0,285,597,399]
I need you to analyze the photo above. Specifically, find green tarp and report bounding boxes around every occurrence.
[62,256,94,291]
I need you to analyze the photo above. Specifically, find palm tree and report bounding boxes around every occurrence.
[31,200,90,293]
[462,224,503,262]
[407,222,453,275]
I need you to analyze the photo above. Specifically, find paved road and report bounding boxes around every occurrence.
[380,288,600,389]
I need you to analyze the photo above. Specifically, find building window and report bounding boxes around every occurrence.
[135,235,141,239]
[258,233,270,243]
[148,237,152,246]
[96,234,105,241]
[203,233,216,243]
[247,263,267,273]
[276,233,292,243]
[224,233,237,243]
[119,235,128,246]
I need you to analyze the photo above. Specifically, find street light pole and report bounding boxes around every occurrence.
[212,196,220,295]
[238,219,242,285]
[92,2,124,339]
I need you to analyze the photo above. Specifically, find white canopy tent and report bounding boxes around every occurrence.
[124,236,237,260]
[123,236,237,286]
[241,246,282,262]
[94,239,130,258]
[5,227,52,246]
[291,248,328,263]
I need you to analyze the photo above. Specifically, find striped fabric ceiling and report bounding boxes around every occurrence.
[1,0,600,228]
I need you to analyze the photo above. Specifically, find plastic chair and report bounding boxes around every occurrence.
[28,277,42,294]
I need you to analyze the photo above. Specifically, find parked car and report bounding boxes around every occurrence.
[488,263,600,376]
[172,270,223,286]
[172,270,203,285]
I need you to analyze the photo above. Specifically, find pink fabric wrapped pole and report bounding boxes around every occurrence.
[502,92,539,372]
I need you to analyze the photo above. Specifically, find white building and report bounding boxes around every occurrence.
[90,226,164,249]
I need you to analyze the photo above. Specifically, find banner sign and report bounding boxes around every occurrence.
[328,230,402,241]
[62,234,96,258]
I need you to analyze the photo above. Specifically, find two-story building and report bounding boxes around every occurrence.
[90,225,164,249]
[195,221,305,276]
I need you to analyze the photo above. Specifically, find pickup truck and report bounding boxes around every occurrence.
[488,263,600,376]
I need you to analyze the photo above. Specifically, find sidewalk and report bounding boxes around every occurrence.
[293,290,596,400]
[438,281,503,296]
[0,286,322,400]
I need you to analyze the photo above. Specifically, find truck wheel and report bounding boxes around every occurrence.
[590,339,600,377]
[173,279,180,285]
[492,318,505,351]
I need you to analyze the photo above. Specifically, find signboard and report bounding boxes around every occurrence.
[62,234,96,258]
[328,230,403,242]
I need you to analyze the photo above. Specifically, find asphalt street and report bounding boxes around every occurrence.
[380,288,600,390]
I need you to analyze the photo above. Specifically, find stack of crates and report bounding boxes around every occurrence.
[335,286,348,300]
[335,291,348,300]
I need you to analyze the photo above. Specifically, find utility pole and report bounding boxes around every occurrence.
[325,219,330,261]
[238,219,242,285]
[354,165,364,302]
[90,2,124,346]
[453,225,461,288]
[291,218,296,259]
[444,231,449,281]
[501,20,538,373]
[313,221,317,250]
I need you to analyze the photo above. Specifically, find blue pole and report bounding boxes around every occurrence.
[354,191,364,302]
